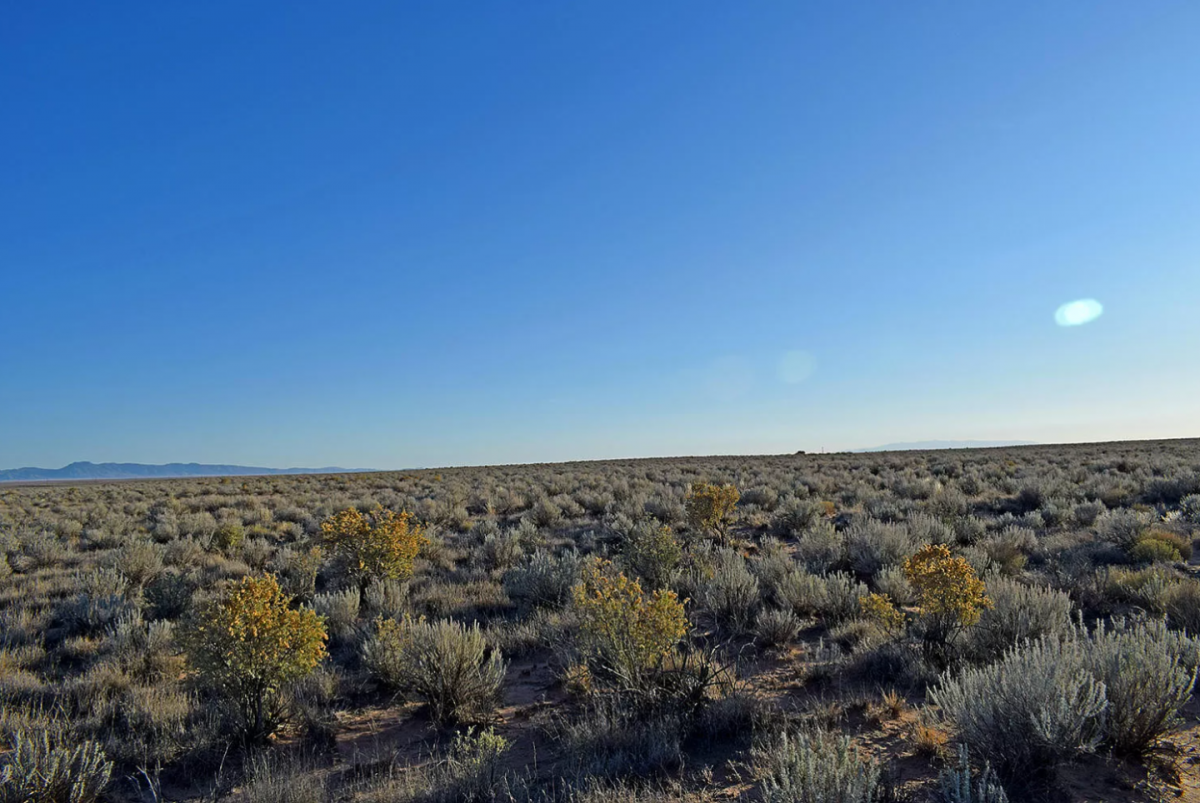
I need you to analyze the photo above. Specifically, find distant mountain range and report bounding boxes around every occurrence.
[0,462,369,482]
[851,440,1037,453]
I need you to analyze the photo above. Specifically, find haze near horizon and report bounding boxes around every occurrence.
[3,2,1198,469]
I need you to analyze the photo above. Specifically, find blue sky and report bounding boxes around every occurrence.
[2,2,1198,469]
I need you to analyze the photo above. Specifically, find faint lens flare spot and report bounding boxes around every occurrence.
[778,350,816,384]
[1054,299,1103,327]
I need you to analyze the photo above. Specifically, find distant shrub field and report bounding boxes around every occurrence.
[2,439,1200,801]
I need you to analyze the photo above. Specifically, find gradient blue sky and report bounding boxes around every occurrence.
[2,2,1198,469]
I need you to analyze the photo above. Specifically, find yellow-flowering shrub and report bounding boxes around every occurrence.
[571,560,688,692]
[903,544,990,655]
[321,506,427,589]
[686,483,740,545]
[858,592,905,633]
[182,574,327,742]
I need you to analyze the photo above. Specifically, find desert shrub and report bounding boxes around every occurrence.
[321,506,427,589]
[57,569,138,638]
[1163,579,1200,634]
[240,537,273,571]
[0,553,10,580]
[360,616,505,725]
[981,526,1035,576]
[795,521,843,574]
[164,536,205,567]
[530,497,564,529]
[181,573,327,743]
[1073,501,1105,527]
[930,633,1107,779]
[775,568,828,618]
[952,516,986,546]
[482,524,524,571]
[821,572,870,626]
[572,560,688,693]
[115,541,164,588]
[622,522,682,589]
[502,548,581,609]
[845,519,915,577]
[433,727,515,803]
[144,570,194,620]
[755,608,802,648]
[752,729,882,803]
[1130,529,1191,563]
[908,512,954,546]
[773,498,823,537]
[1103,565,1175,612]
[0,729,112,803]
[969,577,1072,661]
[873,565,914,606]
[241,754,327,803]
[363,577,411,620]
[938,745,1009,803]
[903,544,990,657]
[1086,617,1196,755]
[1096,508,1150,550]
[686,483,740,545]
[1181,494,1200,524]
[1129,535,1181,564]
[741,486,780,511]
[313,587,361,642]
[557,697,684,779]
[695,547,760,634]
[271,545,322,602]
[857,593,904,634]
[211,522,245,553]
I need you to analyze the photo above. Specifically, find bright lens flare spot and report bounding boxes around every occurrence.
[1054,299,1103,327]
[778,350,816,384]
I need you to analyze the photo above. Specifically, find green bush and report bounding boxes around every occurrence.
[1129,536,1180,564]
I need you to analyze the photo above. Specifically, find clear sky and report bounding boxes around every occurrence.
[2,2,1198,469]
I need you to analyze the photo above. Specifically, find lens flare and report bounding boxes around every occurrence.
[1054,299,1103,327]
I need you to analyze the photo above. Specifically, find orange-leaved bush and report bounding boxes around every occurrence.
[571,559,688,692]
[182,573,327,743]
[686,482,740,545]
[321,506,427,589]
[902,544,990,657]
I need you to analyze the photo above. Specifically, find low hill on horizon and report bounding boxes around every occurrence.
[0,461,371,482]
[851,439,1038,452]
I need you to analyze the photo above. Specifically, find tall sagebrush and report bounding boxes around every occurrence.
[361,616,505,725]
[753,729,883,803]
